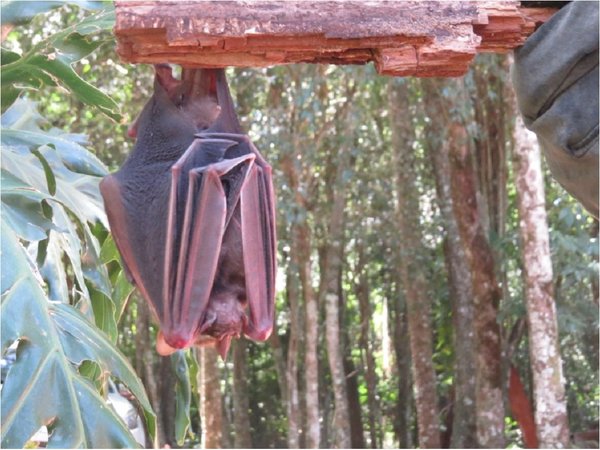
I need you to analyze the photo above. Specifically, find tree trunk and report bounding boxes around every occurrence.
[421,78,478,448]
[285,259,301,448]
[344,356,366,448]
[392,295,414,449]
[356,246,381,448]
[512,112,570,447]
[199,347,223,449]
[447,120,505,447]
[319,132,353,449]
[280,118,319,448]
[300,221,320,448]
[269,323,289,413]
[232,340,253,448]
[389,79,440,449]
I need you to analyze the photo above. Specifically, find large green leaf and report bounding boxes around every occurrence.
[0,219,156,448]
[2,98,108,177]
[1,169,55,241]
[1,5,120,120]
[1,145,107,227]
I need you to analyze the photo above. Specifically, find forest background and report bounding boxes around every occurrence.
[1,2,598,449]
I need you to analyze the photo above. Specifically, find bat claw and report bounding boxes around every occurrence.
[216,335,233,360]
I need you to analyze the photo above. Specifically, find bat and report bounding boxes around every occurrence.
[100,65,276,358]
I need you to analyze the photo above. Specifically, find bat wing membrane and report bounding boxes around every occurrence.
[100,176,155,313]
[198,132,277,341]
[161,138,258,349]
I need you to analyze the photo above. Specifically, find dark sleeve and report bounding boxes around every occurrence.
[512,1,599,218]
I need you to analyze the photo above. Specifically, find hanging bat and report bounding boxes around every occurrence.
[100,65,276,358]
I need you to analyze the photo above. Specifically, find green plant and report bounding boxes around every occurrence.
[1,2,155,447]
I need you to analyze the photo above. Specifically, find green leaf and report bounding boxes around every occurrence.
[2,98,108,176]
[1,145,107,227]
[172,352,192,445]
[30,148,57,195]
[1,218,154,448]
[112,269,135,323]
[50,302,157,446]
[100,233,120,264]
[1,170,54,241]
[1,7,121,119]
[90,287,118,343]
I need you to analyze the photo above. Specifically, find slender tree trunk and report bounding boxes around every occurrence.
[512,112,570,447]
[389,80,440,449]
[285,264,301,448]
[232,340,253,448]
[344,355,366,448]
[393,296,414,449]
[319,137,352,448]
[280,137,319,448]
[300,221,320,448]
[447,120,505,447]
[356,246,381,448]
[269,323,289,409]
[199,347,223,449]
[421,78,478,448]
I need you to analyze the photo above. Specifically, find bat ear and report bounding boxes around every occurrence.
[153,64,180,94]
[211,69,243,134]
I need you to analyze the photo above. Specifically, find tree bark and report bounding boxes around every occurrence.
[512,113,570,448]
[392,293,414,449]
[232,340,253,448]
[299,203,320,449]
[319,107,354,449]
[285,259,301,448]
[447,120,505,448]
[356,246,381,448]
[279,91,320,447]
[389,80,440,449]
[199,347,223,449]
[344,355,366,449]
[421,78,478,448]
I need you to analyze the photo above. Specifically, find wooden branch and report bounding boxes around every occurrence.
[114,1,557,77]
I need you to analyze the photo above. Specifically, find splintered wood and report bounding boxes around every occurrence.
[114,1,557,77]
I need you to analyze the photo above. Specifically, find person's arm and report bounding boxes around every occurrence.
[512,1,599,218]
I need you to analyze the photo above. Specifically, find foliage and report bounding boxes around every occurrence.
[0,2,155,447]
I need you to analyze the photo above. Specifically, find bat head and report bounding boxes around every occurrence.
[126,65,222,143]
[156,65,222,131]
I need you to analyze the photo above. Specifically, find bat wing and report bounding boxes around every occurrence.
[100,175,155,306]
[199,132,277,342]
[240,161,276,340]
[160,138,257,351]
